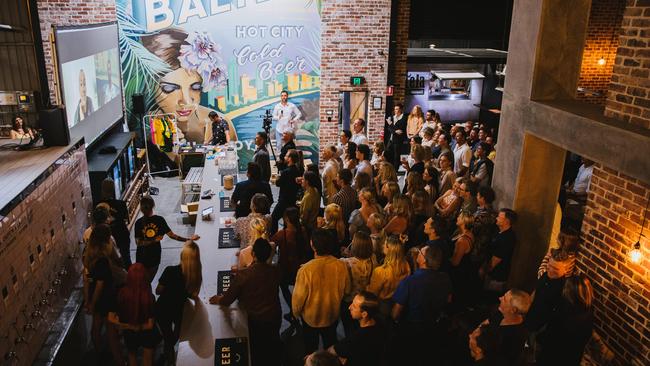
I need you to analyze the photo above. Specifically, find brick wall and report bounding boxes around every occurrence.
[0,145,91,365]
[604,0,650,128]
[392,0,410,106]
[577,0,625,105]
[319,0,391,154]
[578,164,650,365]
[36,0,117,104]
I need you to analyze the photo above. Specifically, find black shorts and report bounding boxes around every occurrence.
[123,329,160,351]
[136,242,162,268]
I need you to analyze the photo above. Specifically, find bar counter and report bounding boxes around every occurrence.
[176,151,250,365]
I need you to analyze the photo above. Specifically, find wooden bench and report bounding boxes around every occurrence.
[181,167,203,203]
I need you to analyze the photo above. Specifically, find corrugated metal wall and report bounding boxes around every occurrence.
[0,0,41,130]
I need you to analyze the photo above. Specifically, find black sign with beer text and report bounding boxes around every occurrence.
[214,337,248,366]
[217,270,233,295]
[220,197,234,212]
[218,228,239,248]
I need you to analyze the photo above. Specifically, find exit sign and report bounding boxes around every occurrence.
[350,76,365,86]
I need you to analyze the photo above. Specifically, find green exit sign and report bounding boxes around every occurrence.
[350,76,365,86]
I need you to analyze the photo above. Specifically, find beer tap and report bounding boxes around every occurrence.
[4,350,18,362]
[20,308,35,332]
[12,323,26,345]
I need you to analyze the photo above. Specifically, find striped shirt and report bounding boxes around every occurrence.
[330,185,359,223]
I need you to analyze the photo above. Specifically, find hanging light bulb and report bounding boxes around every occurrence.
[597,58,606,66]
[629,241,642,264]
[629,197,649,264]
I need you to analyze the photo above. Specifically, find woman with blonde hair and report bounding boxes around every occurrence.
[367,212,386,264]
[340,232,375,335]
[238,217,271,268]
[375,162,398,197]
[384,195,412,235]
[349,188,383,237]
[434,176,463,219]
[381,181,401,212]
[318,203,347,255]
[407,105,424,139]
[450,213,476,310]
[155,240,203,363]
[367,235,411,318]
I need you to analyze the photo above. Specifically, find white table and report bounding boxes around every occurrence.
[176,153,250,365]
[181,167,204,203]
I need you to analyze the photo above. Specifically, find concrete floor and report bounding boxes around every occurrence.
[54,175,319,366]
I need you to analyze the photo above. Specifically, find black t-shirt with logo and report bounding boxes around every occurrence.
[135,215,171,245]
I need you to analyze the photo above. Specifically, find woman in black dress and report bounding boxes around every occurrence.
[450,213,477,311]
[83,224,123,365]
[527,273,594,365]
[156,241,203,362]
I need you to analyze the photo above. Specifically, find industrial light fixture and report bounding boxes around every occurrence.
[429,44,436,49]
[629,196,649,264]
[597,57,606,66]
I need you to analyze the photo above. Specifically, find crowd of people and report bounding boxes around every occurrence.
[80,105,597,366]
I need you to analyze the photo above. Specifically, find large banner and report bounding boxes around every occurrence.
[117,0,322,168]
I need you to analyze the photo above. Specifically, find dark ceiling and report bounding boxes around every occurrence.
[409,0,514,48]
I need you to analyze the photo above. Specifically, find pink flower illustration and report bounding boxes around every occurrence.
[178,31,227,91]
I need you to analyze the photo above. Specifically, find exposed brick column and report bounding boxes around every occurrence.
[604,0,650,128]
[576,0,626,105]
[392,0,410,105]
[36,0,117,104]
[578,164,650,364]
[319,0,391,160]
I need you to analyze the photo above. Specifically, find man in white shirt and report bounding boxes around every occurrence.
[272,90,302,150]
[453,130,472,177]
[571,158,594,196]
[322,145,341,203]
[419,110,437,138]
[354,144,373,182]
[350,118,369,145]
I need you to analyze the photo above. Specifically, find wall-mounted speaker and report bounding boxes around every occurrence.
[132,94,145,114]
[39,107,70,146]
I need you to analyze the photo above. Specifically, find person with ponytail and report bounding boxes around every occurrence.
[155,241,203,363]
[109,263,158,366]
[318,203,348,256]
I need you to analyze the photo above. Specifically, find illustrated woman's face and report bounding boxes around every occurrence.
[156,68,202,122]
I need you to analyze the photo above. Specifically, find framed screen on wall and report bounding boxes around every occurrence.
[55,22,124,147]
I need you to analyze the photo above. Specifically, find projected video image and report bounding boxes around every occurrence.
[60,48,121,129]
[95,49,120,106]
[61,56,99,128]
